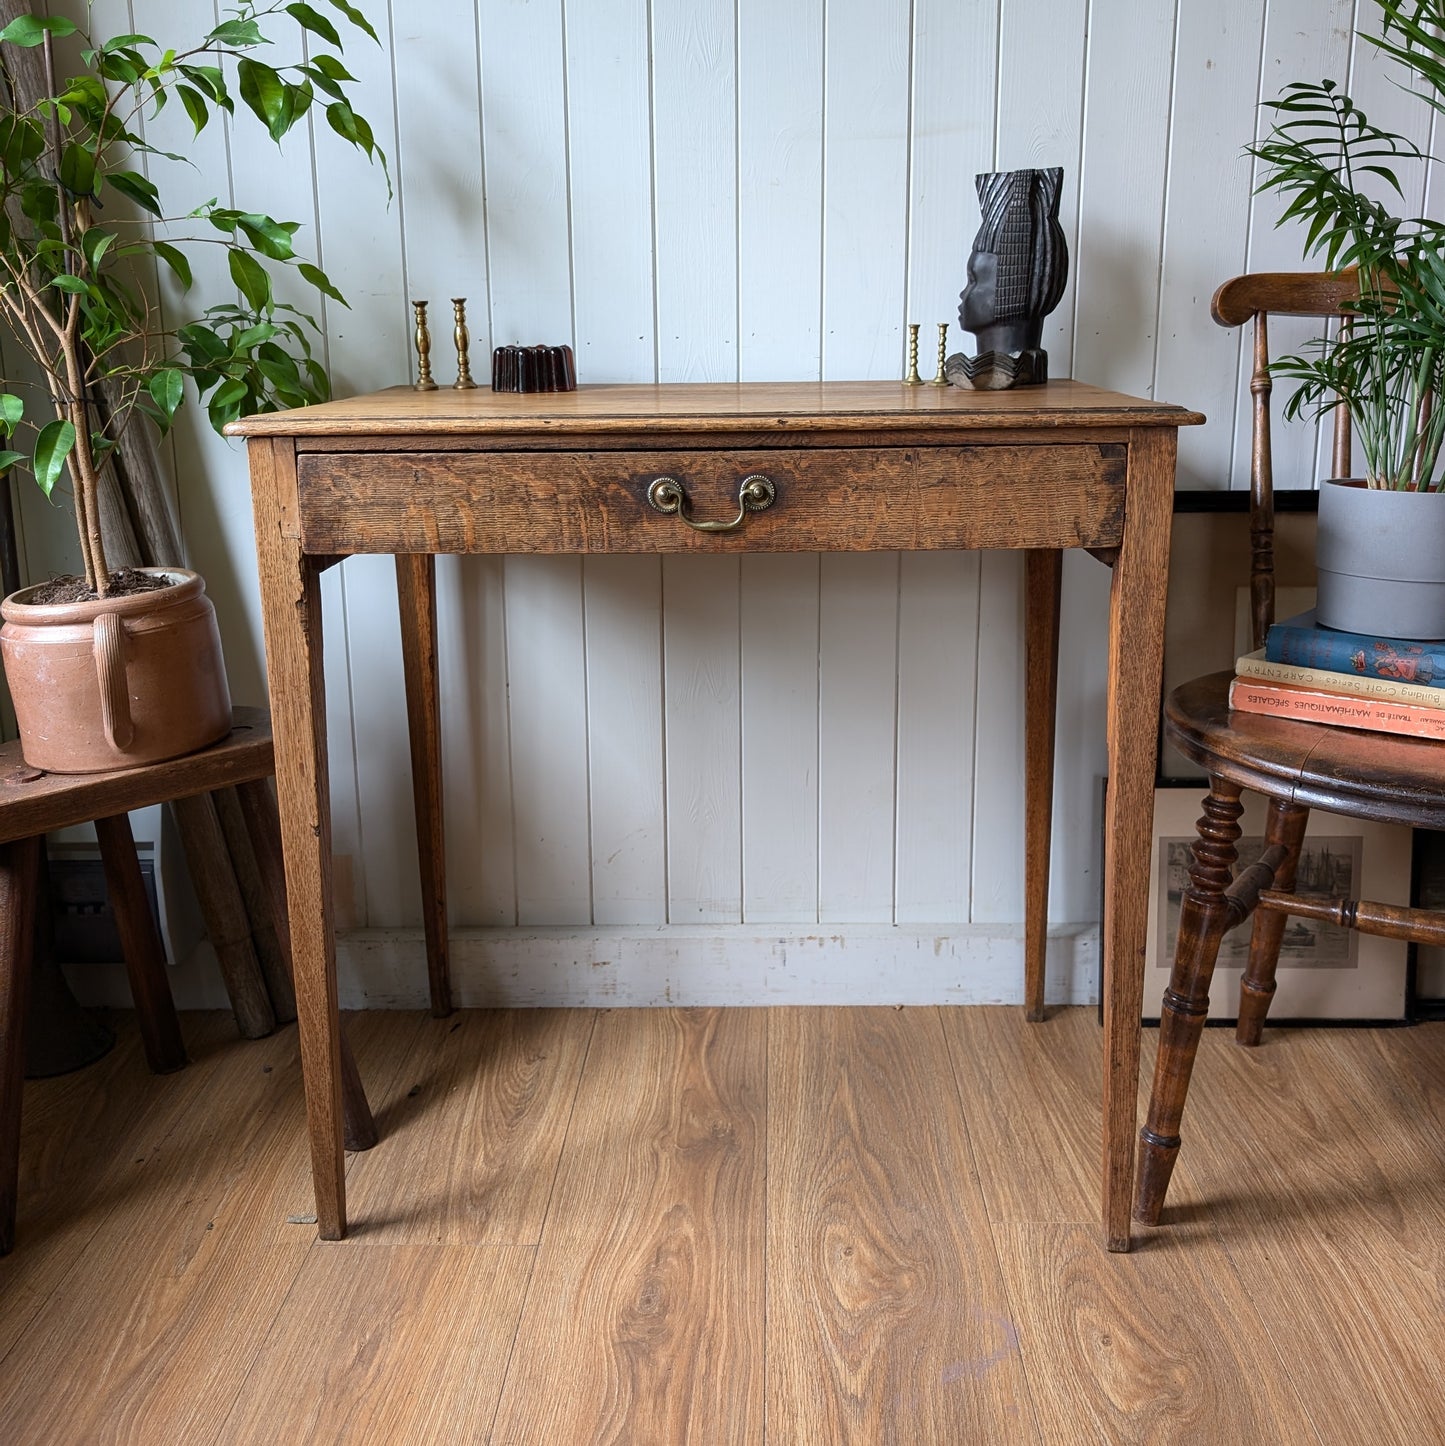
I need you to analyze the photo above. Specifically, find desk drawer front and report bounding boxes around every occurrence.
[295,445,1126,554]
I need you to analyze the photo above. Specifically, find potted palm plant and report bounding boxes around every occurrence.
[1251,0,1445,639]
[0,2,384,770]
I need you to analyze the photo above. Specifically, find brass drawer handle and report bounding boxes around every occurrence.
[646,473,776,533]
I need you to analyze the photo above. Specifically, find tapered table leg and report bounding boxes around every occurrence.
[1100,429,1176,1252]
[1024,549,1063,1022]
[249,438,346,1240]
[395,554,451,1017]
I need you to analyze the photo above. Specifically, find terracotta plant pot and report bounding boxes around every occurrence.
[0,567,232,773]
[1317,478,1445,640]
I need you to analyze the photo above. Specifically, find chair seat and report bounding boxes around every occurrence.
[1166,672,1445,831]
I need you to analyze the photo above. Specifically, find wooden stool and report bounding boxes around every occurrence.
[0,707,375,1254]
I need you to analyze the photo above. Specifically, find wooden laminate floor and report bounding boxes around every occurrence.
[0,1005,1441,1444]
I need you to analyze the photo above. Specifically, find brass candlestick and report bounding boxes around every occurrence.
[451,297,476,389]
[930,322,950,386]
[903,323,922,385]
[412,300,438,391]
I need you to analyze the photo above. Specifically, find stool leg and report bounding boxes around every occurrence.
[1024,549,1062,1022]
[0,836,42,1255]
[1134,779,1243,1226]
[236,778,377,1152]
[94,813,187,1075]
[1236,800,1309,1047]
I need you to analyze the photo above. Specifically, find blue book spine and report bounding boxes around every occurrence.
[1264,610,1445,687]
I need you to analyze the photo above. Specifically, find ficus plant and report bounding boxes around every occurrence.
[0,1,386,596]
[1250,0,1445,491]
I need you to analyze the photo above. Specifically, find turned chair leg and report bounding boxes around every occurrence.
[0,836,42,1256]
[1236,800,1309,1047]
[1134,779,1243,1227]
[94,812,188,1075]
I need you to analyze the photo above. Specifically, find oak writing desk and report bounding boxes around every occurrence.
[231,380,1202,1252]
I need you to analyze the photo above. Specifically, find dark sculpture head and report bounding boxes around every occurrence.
[958,168,1068,356]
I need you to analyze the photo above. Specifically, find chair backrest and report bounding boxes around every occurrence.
[1211,271,1361,650]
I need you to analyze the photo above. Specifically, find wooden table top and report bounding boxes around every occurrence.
[227,379,1205,439]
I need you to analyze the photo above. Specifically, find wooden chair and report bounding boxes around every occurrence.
[1134,270,1445,1227]
[0,707,376,1253]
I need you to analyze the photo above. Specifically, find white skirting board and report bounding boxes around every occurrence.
[64,924,1100,1011]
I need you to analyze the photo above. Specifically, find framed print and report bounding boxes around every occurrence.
[1143,784,1412,1023]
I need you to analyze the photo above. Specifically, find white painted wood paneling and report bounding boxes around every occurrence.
[25,1,1434,1004]
[741,555,820,924]
[664,555,742,923]
[818,553,899,923]
[821,0,912,380]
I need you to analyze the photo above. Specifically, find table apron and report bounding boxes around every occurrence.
[294,444,1127,554]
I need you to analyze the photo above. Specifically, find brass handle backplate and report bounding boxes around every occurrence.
[646,473,776,533]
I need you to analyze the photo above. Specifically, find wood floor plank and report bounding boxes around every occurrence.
[341,1008,594,1244]
[1147,1026,1445,1442]
[767,1006,1039,1444]
[0,1012,235,1361]
[0,1021,317,1443]
[994,1223,1320,1444]
[939,1005,1105,1224]
[490,1008,765,1446]
[221,1243,534,1443]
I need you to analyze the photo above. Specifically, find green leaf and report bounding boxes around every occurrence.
[178,84,210,134]
[235,212,297,260]
[206,19,266,48]
[151,240,193,291]
[58,142,96,198]
[298,260,346,305]
[238,58,290,141]
[229,248,272,310]
[148,368,185,425]
[324,0,381,45]
[32,419,75,499]
[0,15,78,47]
[106,169,162,216]
[179,64,230,106]
[0,395,21,432]
[325,100,373,154]
[0,451,25,473]
[287,2,342,47]
[49,273,96,297]
[308,54,356,83]
[102,33,157,52]
[206,377,249,431]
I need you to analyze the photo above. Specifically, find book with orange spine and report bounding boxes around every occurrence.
[1235,648,1445,710]
[1227,676,1445,741]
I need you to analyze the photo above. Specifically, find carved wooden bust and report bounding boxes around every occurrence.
[946,168,1068,390]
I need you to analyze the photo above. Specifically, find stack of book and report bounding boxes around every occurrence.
[1231,610,1445,741]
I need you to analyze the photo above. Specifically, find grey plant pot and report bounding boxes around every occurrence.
[1316,478,1445,640]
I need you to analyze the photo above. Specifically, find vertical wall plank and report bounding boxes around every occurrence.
[586,557,667,925]
[907,0,998,332]
[566,0,654,381]
[895,552,980,923]
[738,0,824,380]
[818,554,898,924]
[507,557,592,924]
[1238,0,1356,492]
[664,557,742,923]
[1155,0,1269,490]
[652,1,738,382]
[996,0,1088,374]
[393,2,502,928]
[436,555,515,926]
[306,1,408,928]
[820,0,912,380]
[741,556,820,925]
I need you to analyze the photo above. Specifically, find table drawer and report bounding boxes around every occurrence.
[295,445,1126,554]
